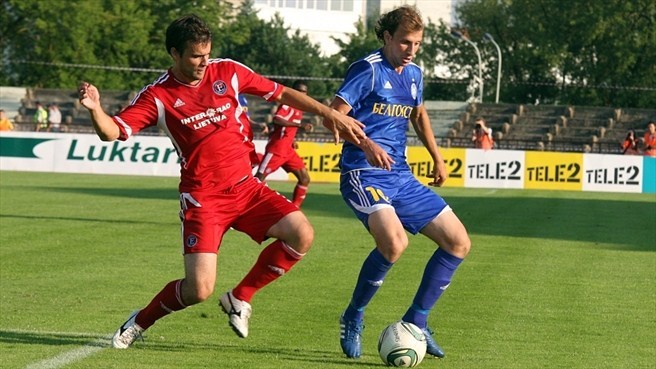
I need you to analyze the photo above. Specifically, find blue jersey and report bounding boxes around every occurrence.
[336,49,424,173]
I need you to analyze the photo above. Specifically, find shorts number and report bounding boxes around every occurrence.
[365,186,389,202]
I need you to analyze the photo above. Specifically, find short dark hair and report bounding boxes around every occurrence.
[375,5,424,42]
[292,80,307,91]
[165,14,212,56]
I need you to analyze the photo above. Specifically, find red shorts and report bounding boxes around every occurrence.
[179,176,298,254]
[257,150,305,176]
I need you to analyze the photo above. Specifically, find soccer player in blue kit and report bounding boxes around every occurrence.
[324,5,471,359]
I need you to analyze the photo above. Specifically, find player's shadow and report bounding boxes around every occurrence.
[16,183,655,252]
[0,330,110,347]
[26,185,178,201]
[448,194,656,252]
[0,329,380,368]
[301,190,656,252]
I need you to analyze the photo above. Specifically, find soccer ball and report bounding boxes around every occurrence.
[378,321,427,367]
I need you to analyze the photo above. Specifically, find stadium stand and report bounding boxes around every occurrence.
[6,87,655,154]
[445,102,656,153]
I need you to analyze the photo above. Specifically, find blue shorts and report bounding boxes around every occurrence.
[340,169,450,234]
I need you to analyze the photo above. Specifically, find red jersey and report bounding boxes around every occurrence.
[113,59,283,192]
[265,105,304,155]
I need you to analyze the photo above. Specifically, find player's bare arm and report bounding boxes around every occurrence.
[410,104,447,187]
[328,97,394,170]
[78,81,120,141]
[277,87,365,144]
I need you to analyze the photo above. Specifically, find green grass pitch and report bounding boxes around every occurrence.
[1,171,654,369]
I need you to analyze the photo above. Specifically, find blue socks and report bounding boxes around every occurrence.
[402,248,463,328]
[343,248,393,321]
[343,247,463,327]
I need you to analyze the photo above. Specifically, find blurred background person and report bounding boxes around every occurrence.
[471,117,494,150]
[0,109,15,131]
[256,81,312,207]
[643,121,656,157]
[47,103,62,132]
[621,129,639,155]
[33,101,48,132]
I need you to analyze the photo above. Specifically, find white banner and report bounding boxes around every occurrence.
[0,132,287,180]
[464,149,525,189]
[582,154,643,193]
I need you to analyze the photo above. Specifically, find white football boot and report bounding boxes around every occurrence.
[219,291,252,338]
[112,310,144,349]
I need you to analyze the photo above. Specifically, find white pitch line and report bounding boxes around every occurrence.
[25,341,106,369]
[7,329,113,369]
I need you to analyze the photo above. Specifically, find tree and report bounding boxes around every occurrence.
[417,20,473,102]
[328,18,380,75]
[453,0,656,107]
[1,0,235,90]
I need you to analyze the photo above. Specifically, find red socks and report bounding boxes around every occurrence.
[133,241,305,328]
[135,279,187,329]
[233,240,304,302]
[292,184,308,207]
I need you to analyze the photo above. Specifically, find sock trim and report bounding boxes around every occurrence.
[281,241,305,259]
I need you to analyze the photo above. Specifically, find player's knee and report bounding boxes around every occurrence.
[379,235,408,262]
[183,280,215,304]
[300,173,310,186]
[447,232,471,259]
[294,221,314,254]
[296,169,310,186]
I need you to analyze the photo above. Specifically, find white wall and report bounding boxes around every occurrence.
[253,0,457,56]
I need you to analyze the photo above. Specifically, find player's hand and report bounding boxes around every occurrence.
[362,138,394,171]
[323,109,366,145]
[427,158,448,187]
[78,82,100,111]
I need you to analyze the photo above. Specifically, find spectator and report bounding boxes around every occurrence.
[621,130,639,155]
[0,109,15,131]
[33,101,48,132]
[47,103,62,132]
[471,117,494,150]
[256,81,312,207]
[643,121,656,157]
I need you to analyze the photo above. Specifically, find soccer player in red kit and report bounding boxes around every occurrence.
[78,14,365,349]
[256,81,311,207]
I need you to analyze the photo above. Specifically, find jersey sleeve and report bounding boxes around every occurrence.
[113,88,159,140]
[230,60,283,102]
[335,60,374,109]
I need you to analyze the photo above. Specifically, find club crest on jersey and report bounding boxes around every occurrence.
[212,80,228,95]
[411,83,417,100]
[186,234,198,248]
